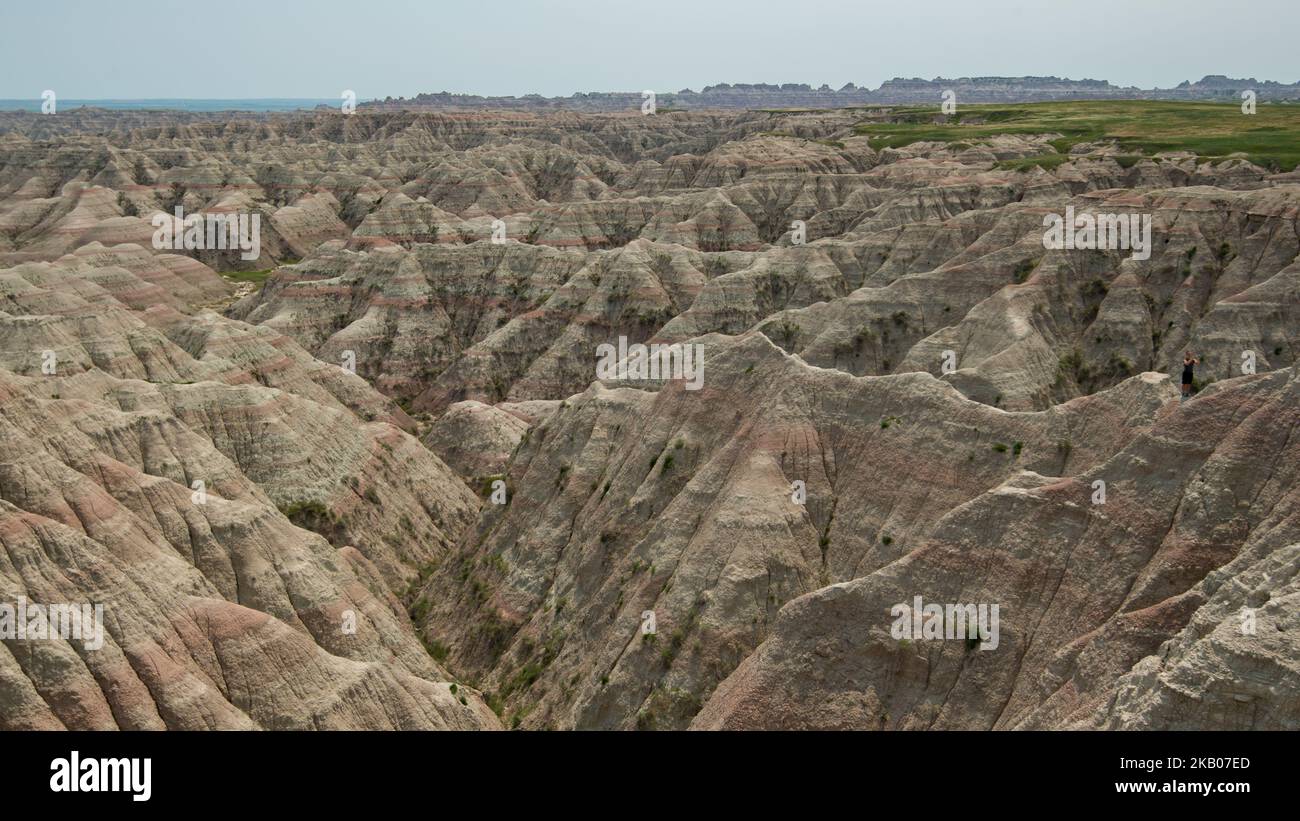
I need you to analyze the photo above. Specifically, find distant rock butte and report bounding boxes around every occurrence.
[359,76,1300,112]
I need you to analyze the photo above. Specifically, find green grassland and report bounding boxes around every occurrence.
[220,268,274,284]
[853,100,1300,171]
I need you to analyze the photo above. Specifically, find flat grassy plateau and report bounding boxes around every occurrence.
[853,100,1300,172]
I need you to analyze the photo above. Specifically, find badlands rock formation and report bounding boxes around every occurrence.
[0,105,1294,730]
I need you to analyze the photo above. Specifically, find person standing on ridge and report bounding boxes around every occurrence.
[1181,351,1199,402]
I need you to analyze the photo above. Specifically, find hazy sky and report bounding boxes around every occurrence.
[1,0,1296,99]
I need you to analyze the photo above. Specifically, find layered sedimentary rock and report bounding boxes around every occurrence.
[693,364,1299,730]
[0,242,497,729]
[0,105,1294,731]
